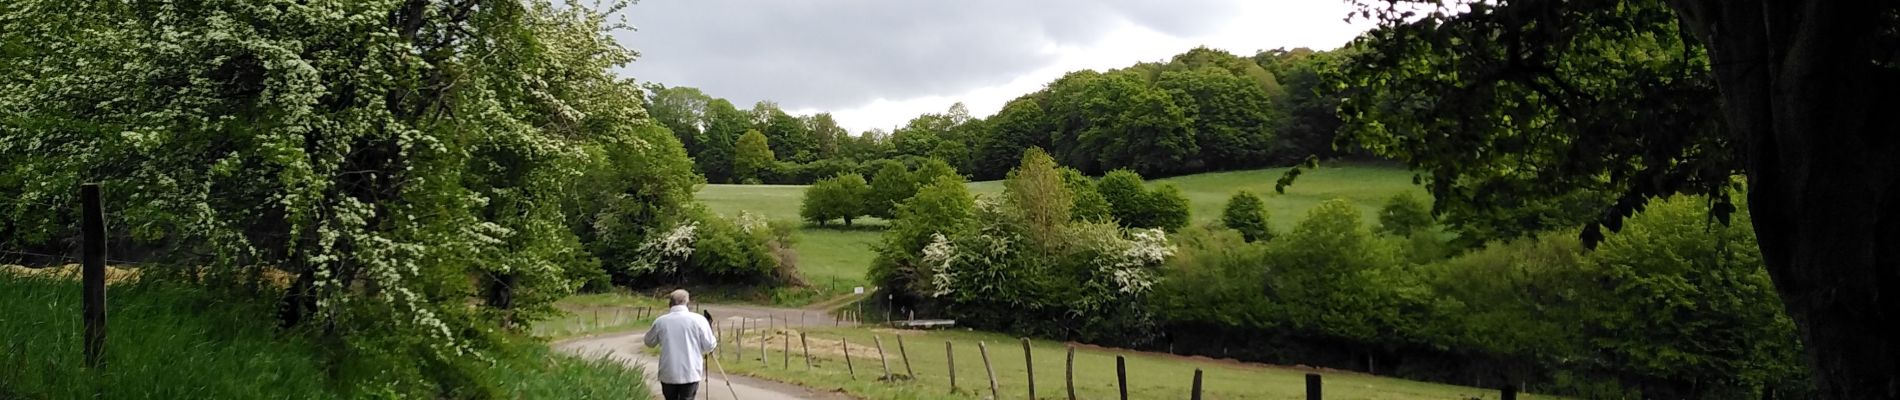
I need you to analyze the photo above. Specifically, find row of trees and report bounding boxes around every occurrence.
[644,46,1351,185]
[874,149,1806,398]
[0,1,790,396]
[800,160,1191,233]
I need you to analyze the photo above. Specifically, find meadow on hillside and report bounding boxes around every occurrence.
[696,163,1425,291]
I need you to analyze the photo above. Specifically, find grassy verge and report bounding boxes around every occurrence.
[0,271,648,399]
[713,325,1553,400]
[534,291,668,340]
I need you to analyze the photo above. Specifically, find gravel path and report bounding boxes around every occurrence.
[553,303,858,400]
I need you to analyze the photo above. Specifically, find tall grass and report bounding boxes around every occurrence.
[0,272,649,399]
[0,273,334,399]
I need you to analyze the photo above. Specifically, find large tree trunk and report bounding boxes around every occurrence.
[1671,1,1900,398]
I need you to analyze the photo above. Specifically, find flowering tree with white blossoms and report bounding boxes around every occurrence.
[0,0,687,392]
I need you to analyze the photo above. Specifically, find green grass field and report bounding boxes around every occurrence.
[696,164,1425,295]
[0,272,650,399]
[699,184,888,291]
[716,325,1547,400]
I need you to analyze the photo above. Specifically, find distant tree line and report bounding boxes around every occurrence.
[643,46,1352,185]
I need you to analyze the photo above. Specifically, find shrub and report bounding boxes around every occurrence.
[1002,148,1074,246]
[1263,199,1417,343]
[1063,167,1112,222]
[1147,184,1192,231]
[869,175,976,305]
[1096,169,1190,231]
[1579,196,1807,399]
[1377,193,1434,236]
[800,173,870,226]
[1221,191,1272,241]
[866,161,917,219]
[1151,226,1275,329]
[1097,169,1148,225]
[911,157,962,185]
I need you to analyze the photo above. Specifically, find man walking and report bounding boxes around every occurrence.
[644,290,718,400]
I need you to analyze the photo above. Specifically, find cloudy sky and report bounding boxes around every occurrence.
[612,0,1376,133]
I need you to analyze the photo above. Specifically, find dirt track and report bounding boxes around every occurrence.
[554,302,858,400]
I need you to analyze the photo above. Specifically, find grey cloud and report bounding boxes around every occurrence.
[615,0,1242,110]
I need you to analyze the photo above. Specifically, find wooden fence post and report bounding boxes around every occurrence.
[80,183,107,370]
[979,341,999,400]
[1306,373,1322,400]
[946,341,957,392]
[800,332,812,371]
[895,334,915,379]
[1192,369,1203,400]
[843,338,856,379]
[873,336,892,380]
[1116,355,1128,400]
[1066,346,1076,400]
[759,322,768,365]
[783,331,790,369]
[1022,338,1035,400]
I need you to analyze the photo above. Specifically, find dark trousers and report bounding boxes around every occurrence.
[661,382,699,400]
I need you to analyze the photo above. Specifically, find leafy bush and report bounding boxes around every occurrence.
[1221,191,1272,241]
[869,175,976,304]
[865,161,916,219]
[1063,167,1113,222]
[1096,169,1191,231]
[1377,193,1434,236]
[1147,184,1192,231]
[895,150,1174,346]
[799,173,870,226]
[1577,196,1807,399]
[615,208,795,287]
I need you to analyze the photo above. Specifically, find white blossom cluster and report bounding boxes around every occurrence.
[632,221,698,274]
[922,234,959,297]
[736,211,767,234]
[1087,228,1173,295]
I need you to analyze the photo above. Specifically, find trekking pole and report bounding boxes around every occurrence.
[709,353,742,400]
[703,309,737,400]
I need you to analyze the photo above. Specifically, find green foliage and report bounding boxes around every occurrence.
[1578,196,1806,399]
[1097,170,1149,225]
[1376,193,1433,236]
[1150,226,1275,329]
[682,209,789,284]
[568,122,703,290]
[865,161,916,219]
[734,129,776,184]
[0,0,689,390]
[1263,199,1417,343]
[1147,185,1192,231]
[1155,65,1276,170]
[800,173,870,226]
[698,99,751,183]
[970,96,1049,180]
[1045,71,1197,176]
[1062,168,1112,222]
[1002,148,1074,247]
[1333,0,1731,243]
[869,175,976,302]
[1096,169,1191,231]
[1221,191,1272,242]
[0,274,650,399]
[910,157,961,186]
